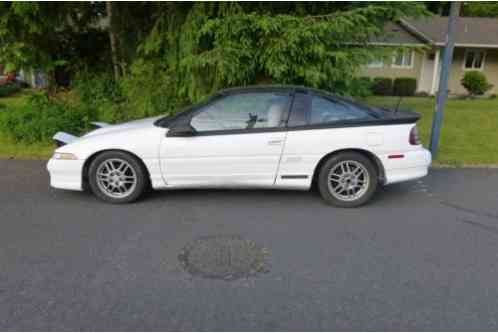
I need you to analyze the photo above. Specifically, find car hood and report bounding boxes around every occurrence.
[83,116,164,138]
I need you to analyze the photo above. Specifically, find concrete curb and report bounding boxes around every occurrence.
[431,164,498,169]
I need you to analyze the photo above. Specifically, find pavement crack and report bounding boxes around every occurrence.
[457,218,498,237]
[440,201,498,221]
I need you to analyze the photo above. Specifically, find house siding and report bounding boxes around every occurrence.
[359,47,498,95]
[448,48,498,95]
[359,50,424,89]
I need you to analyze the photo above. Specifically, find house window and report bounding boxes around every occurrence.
[392,50,413,68]
[464,50,485,70]
[367,58,384,68]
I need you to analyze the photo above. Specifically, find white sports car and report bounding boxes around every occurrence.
[47,86,431,207]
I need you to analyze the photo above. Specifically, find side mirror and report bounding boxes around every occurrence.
[167,122,196,137]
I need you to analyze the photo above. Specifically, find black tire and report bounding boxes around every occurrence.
[88,151,148,204]
[317,152,378,208]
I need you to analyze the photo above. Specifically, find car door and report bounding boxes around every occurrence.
[159,91,291,187]
[276,92,380,188]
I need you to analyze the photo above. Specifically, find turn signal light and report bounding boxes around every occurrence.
[53,152,78,160]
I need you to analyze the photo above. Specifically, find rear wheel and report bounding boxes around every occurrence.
[318,152,378,208]
[88,151,148,204]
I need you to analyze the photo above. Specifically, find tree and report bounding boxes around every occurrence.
[425,2,450,16]
[106,1,120,80]
[137,3,428,101]
[462,2,498,17]
[0,2,107,88]
[0,1,429,101]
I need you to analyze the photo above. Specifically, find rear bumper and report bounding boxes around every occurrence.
[46,158,85,191]
[382,148,432,185]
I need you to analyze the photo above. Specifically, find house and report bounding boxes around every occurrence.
[361,16,498,95]
[0,64,47,88]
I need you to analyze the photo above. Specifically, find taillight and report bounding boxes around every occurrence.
[409,125,421,145]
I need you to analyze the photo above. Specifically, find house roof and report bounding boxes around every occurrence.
[374,16,498,48]
[372,21,426,45]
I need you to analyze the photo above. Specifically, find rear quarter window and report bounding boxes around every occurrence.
[310,96,376,124]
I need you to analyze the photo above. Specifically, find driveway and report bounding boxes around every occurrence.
[1,160,498,330]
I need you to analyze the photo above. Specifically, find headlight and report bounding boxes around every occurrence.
[53,152,78,160]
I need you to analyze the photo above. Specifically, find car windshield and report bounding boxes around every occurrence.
[154,95,223,128]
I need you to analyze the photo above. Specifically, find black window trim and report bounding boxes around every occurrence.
[160,87,418,137]
[286,91,380,130]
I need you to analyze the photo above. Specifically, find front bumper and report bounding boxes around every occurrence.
[382,148,432,185]
[47,158,85,191]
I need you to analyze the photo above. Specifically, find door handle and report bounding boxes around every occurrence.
[268,139,283,146]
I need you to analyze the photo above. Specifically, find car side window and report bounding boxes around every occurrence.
[310,96,375,124]
[190,93,290,132]
[287,93,310,127]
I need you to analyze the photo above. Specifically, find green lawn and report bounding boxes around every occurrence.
[365,96,498,166]
[0,91,55,159]
[1,92,498,164]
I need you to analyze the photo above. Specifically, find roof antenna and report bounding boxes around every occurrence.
[395,95,403,113]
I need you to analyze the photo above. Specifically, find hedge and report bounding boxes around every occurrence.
[0,93,91,143]
[0,82,22,97]
[393,77,417,96]
[349,77,373,97]
[372,77,393,96]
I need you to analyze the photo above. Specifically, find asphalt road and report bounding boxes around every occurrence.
[1,160,498,330]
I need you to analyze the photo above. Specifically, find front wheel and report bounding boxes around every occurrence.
[88,151,148,204]
[318,152,378,208]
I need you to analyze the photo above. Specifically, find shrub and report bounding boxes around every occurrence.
[393,77,417,96]
[73,66,189,124]
[348,77,373,97]
[372,77,393,96]
[461,71,493,96]
[120,60,189,119]
[0,82,22,97]
[0,93,91,143]
[72,72,125,123]
[414,91,429,97]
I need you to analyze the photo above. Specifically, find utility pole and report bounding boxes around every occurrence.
[429,2,461,158]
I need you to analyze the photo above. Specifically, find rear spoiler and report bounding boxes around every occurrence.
[376,107,421,124]
[386,110,421,124]
[52,122,111,147]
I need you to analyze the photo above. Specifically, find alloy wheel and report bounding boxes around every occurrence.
[327,160,370,202]
[95,158,138,199]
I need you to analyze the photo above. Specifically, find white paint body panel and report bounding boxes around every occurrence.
[275,124,431,189]
[47,159,85,190]
[47,116,431,193]
[47,116,166,190]
[159,132,286,187]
